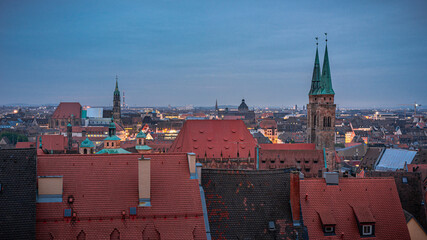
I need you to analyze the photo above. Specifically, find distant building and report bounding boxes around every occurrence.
[49,102,82,129]
[169,120,258,169]
[113,76,121,123]
[306,42,336,170]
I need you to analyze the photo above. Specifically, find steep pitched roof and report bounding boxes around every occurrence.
[51,102,82,119]
[309,46,321,95]
[202,169,305,239]
[300,178,410,240]
[0,149,37,239]
[259,119,277,129]
[36,153,206,239]
[169,120,257,159]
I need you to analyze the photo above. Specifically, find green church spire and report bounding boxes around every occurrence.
[309,39,321,95]
[319,34,335,95]
[114,75,120,96]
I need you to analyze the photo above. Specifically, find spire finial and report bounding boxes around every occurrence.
[315,37,318,46]
[324,33,328,43]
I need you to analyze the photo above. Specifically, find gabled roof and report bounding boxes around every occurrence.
[376,149,417,171]
[300,178,410,239]
[169,120,257,159]
[36,153,206,239]
[51,102,82,119]
[259,119,277,129]
[202,169,305,239]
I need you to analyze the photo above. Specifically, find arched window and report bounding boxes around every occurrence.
[83,149,87,154]
[323,117,327,127]
[314,115,317,127]
[112,142,114,147]
[106,142,109,147]
[110,229,120,240]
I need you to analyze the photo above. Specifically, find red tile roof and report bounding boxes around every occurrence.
[15,142,36,148]
[300,178,410,239]
[52,102,82,119]
[40,135,68,152]
[259,143,316,150]
[36,153,206,239]
[259,119,277,129]
[170,120,257,159]
[259,149,324,177]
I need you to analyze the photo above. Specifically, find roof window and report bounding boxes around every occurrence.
[64,208,72,217]
[362,224,374,236]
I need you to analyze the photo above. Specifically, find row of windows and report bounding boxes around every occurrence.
[323,224,374,236]
[313,115,332,128]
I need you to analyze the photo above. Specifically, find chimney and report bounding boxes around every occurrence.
[196,163,203,185]
[138,156,151,207]
[187,152,196,179]
[290,171,301,226]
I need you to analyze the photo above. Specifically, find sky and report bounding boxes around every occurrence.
[0,0,426,108]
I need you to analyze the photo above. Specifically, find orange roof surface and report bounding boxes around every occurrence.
[36,153,206,239]
[170,120,257,159]
[300,178,410,239]
[259,143,316,150]
[40,135,68,152]
[259,119,277,129]
[15,142,36,148]
[52,102,82,119]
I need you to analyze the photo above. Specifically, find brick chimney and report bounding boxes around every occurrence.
[187,152,196,179]
[138,156,151,207]
[196,163,203,185]
[290,171,301,226]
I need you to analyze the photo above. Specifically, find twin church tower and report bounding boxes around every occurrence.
[307,37,336,168]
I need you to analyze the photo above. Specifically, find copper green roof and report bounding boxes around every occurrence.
[96,148,130,154]
[104,135,121,141]
[309,45,335,96]
[308,47,321,95]
[80,137,95,148]
[67,123,72,127]
[114,77,120,96]
[136,145,152,150]
[136,131,146,138]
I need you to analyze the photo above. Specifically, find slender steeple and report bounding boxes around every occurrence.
[215,99,218,111]
[309,37,321,95]
[114,75,120,96]
[319,33,335,95]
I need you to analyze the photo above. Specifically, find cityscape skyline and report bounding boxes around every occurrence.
[1,1,426,108]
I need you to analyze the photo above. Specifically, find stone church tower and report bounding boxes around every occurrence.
[307,40,336,170]
[113,76,121,123]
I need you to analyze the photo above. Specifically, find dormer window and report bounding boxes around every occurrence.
[402,177,408,184]
[362,224,373,236]
[324,225,335,234]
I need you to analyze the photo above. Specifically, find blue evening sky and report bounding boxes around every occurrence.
[0,0,426,108]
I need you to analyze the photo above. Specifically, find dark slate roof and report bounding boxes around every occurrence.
[202,169,305,240]
[0,148,37,239]
[358,147,384,171]
[253,132,272,144]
